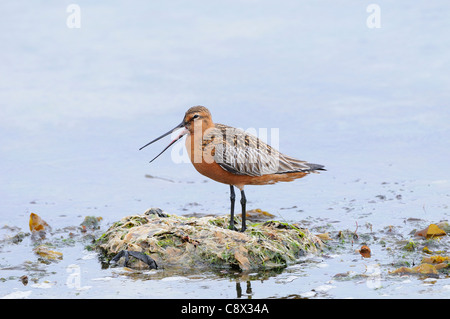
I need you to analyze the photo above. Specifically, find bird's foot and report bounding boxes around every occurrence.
[228,224,246,232]
[110,250,158,269]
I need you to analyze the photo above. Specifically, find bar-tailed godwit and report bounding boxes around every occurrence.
[140,106,325,232]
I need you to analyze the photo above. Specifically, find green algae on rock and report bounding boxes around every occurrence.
[96,208,322,271]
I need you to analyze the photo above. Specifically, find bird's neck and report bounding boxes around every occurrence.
[186,120,216,164]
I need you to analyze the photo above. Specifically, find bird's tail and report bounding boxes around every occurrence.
[280,154,326,173]
[305,162,326,172]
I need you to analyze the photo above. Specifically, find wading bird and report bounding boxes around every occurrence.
[140,106,325,232]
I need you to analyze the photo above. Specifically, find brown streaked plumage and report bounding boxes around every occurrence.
[140,105,325,232]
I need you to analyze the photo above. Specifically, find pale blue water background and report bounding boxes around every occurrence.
[1,1,450,298]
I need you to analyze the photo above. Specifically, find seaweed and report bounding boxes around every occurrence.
[96,209,322,271]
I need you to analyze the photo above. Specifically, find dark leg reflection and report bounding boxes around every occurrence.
[236,281,252,298]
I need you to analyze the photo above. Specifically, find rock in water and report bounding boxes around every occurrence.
[96,208,322,271]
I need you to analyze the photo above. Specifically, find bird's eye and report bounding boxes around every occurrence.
[192,114,199,120]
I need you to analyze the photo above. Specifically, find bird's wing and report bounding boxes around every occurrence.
[211,124,313,176]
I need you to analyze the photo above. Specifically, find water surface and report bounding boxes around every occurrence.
[1,1,450,299]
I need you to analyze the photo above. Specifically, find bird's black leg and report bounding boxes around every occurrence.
[240,189,247,232]
[228,185,236,230]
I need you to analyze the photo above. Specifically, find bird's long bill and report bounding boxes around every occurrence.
[139,122,188,163]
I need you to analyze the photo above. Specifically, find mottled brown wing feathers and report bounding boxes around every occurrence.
[210,124,318,177]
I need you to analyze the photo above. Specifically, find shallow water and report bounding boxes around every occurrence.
[1,1,450,299]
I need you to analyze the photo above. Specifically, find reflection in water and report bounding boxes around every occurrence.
[102,262,289,298]
[236,281,252,298]
[1,0,449,299]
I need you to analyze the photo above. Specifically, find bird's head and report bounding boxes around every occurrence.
[139,105,213,162]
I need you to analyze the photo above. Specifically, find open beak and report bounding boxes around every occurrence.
[139,122,188,163]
